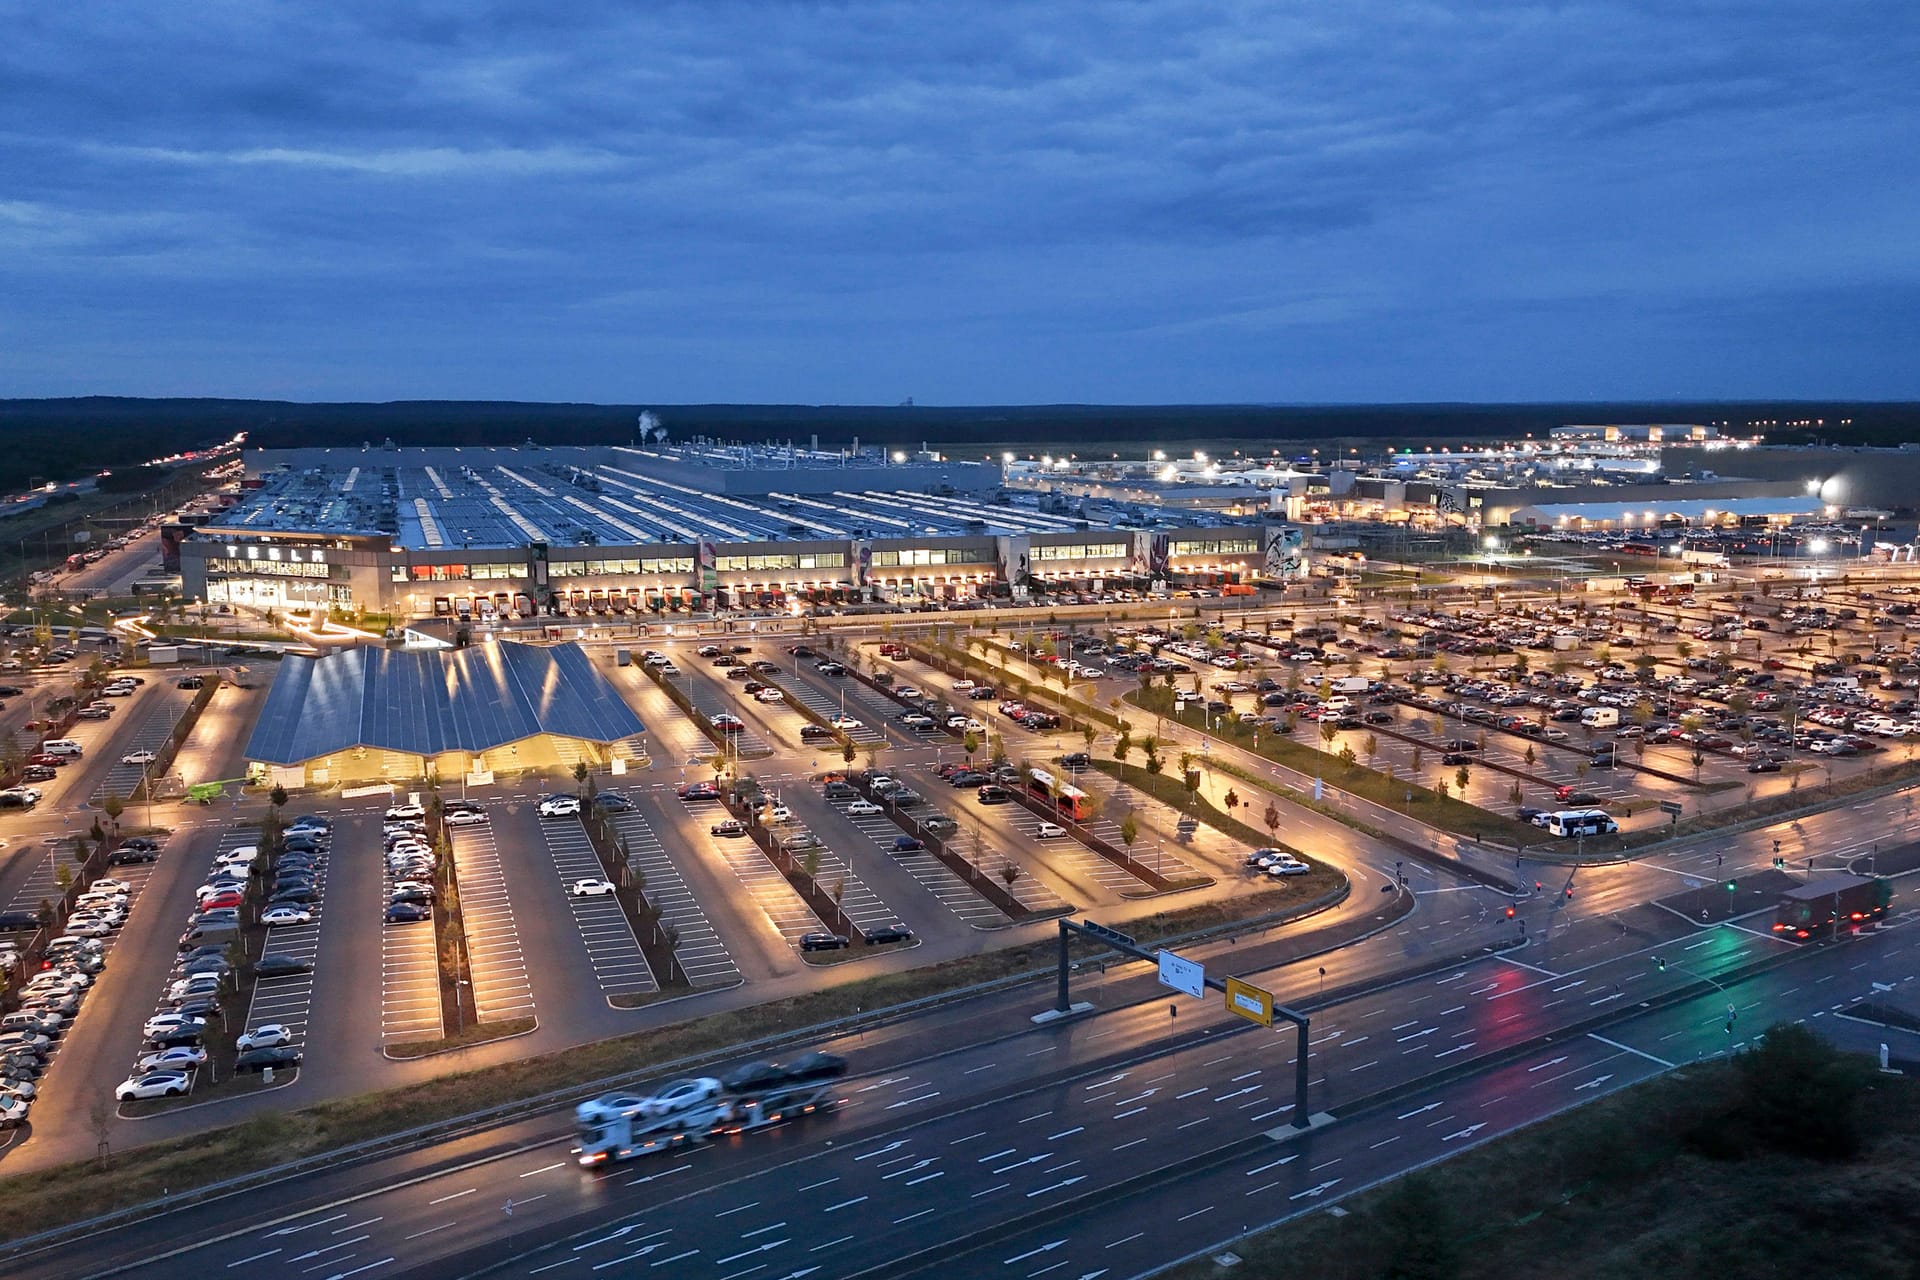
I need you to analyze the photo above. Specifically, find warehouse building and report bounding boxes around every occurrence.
[178,442,1298,621]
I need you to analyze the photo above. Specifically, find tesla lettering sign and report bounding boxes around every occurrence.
[1224,976,1274,1027]
[1157,950,1204,999]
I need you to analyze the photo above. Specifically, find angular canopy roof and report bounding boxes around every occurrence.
[246,641,644,765]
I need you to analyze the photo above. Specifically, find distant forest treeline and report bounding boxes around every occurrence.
[2,396,1917,491]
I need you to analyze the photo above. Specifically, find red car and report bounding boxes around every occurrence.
[28,753,68,768]
[198,891,244,911]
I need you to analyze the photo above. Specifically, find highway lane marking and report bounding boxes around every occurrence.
[1177,1117,1210,1130]
[270,1214,350,1236]
[1527,1056,1569,1072]
[1370,1135,1402,1150]
[1018,1110,1054,1123]
[810,1235,856,1251]
[1396,1027,1436,1043]
[1479,1095,1509,1108]
[972,1183,1012,1198]
[527,1258,579,1273]
[1105,1232,1146,1249]
[1230,1069,1262,1082]
[1398,1102,1441,1119]
[1176,1206,1214,1223]
[1048,1127,1085,1141]
[1175,1087,1207,1099]
[335,1217,382,1233]
[1438,1005,1466,1016]
[401,1223,455,1241]
[1113,1107,1147,1119]
[648,1249,700,1268]
[964,1064,1000,1075]
[1027,1176,1087,1198]
[948,1132,986,1146]
[893,1207,939,1224]
[797,1176,840,1191]
[428,1188,476,1205]
[1390,1020,1419,1031]
[823,1196,870,1212]
[715,1238,790,1265]
[1684,937,1715,950]
[1434,1043,1474,1058]
[887,1090,942,1109]
[325,1260,394,1280]
[979,1147,1017,1162]
[521,1162,566,1177]
[227,1249,282,1267]
[715,1202,761,1217]
[1590,1033,1675,1067]
[1115,1136,1151,1150]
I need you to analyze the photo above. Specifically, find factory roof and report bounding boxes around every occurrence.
[1510,496,1828,522]
[244,641,645,765]
[207,450,1244,551]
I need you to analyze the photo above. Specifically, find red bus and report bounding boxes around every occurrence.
[1026,767,1091,822]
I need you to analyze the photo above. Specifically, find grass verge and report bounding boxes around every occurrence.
[383,1016,538,1060]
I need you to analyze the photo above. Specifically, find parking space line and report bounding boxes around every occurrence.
[448,825,536,1022]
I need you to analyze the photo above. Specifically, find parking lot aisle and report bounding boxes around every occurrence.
[3,843,66,916]
[765,666,887,747]
[531,815,658,998]
[120,826,263,1103]
[663,670,774,758]
[830,801,1012,926]
[243,849,326,1054]
[3,837,165,1090]
[763,815,905,935]
[996,799,1156,895]
[448,825,536,1024]
[165,677,268,790]
[603,808,741,987]
[88,697,192,803]
[1066,769,1214,877]
[619,670,727,766]
[690,814,832,947]
[378,876,442,1045]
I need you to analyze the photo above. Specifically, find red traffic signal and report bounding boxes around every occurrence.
[1505,906,1516,919]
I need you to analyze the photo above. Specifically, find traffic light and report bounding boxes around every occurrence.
[1505,905,1516,920]
[1535,880,1543,892]
[1726,879,1738,893]
[1654,956,1666,972]
[1564,885,1574,900]
[1772,856,1785,870]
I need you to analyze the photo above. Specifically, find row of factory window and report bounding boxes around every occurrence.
[712,552,847,572]
[870,547,995,567]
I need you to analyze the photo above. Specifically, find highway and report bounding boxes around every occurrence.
[15,855,1915,1280]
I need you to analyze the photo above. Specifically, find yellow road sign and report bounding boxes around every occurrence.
[1224,976,1273,1028]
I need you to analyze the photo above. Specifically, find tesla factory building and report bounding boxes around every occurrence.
[180,442,1293,620]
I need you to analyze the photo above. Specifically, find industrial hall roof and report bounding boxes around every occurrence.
[245,641,644,765]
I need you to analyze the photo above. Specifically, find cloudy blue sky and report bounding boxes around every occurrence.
[3,1,1916,404]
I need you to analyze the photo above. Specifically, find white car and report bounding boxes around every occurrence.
[768,805,793,824]
[236,1024,293,1052]
[570,878,616,897]
[216,847,260,868]
[121,750,158,766]
[754,689,785,703]
[538,795,581,818]
[1036,822,1067,838]
[845,799,882,816]
[64,917,114,937]
[0,1097,31,1127]
[260,905,312,926]
[444,809,489,827]
[92,878,133,894]
[168,975,222,1002]
[137,1045,208,1072]
[828,715,863,730]
[116,1070,190,1101]
[142,1013,205,1039]
[385,803,426,820]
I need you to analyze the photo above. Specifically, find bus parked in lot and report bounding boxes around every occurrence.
[1026,767,1091,822]
[1544,809,1617,839]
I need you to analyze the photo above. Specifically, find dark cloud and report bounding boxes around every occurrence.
[1,0,1916,402]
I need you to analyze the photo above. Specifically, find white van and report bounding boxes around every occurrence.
[1545,809,1618,839]
[1579,706,1620,730]
[42,739,83,758]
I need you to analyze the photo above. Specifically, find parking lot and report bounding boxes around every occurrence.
[530,812,658,999]
[605,805,742,988]
[87,695,192,804]
[821,789,1021,928]
[447,825,536,1024]
[674,790,834,948]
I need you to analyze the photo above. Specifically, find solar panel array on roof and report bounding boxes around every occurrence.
[245,642,646,765]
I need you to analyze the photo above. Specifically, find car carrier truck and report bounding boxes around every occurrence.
[1772,874,1891,941]
[574,1052,847,1166]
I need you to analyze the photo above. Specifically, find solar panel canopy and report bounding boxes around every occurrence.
[246,641,645,765]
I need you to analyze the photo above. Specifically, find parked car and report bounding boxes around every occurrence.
[117,1070,192,1100]
[863,925,914,945]
[234,1045,302,1074]
[799,932,850,952]
[570,878,617,897]
[538,795,582,817]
